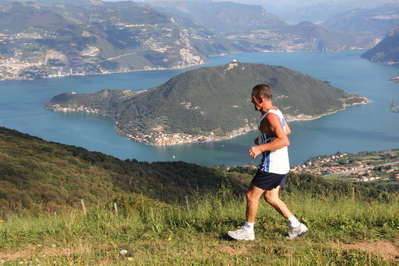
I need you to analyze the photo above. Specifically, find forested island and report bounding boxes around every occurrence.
[44,61,369,146]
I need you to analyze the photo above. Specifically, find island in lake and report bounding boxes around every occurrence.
[44,61,369,146]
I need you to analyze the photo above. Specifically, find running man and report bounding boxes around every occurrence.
[228,84,309,241]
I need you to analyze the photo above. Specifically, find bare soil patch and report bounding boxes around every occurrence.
[330,241,399,262]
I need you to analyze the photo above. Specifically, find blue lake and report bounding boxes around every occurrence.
[0,50,398,166]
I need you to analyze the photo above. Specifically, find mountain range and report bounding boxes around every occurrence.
[0,1,221,80]
[44,61,369,146]
[274,0,399,25]
[144,1,289,34]
[143,1,377,52]
[321,3,399,37]
[0,1,379,80]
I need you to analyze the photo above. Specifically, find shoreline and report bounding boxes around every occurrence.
[122,97,371,146]
[47,96,370,147]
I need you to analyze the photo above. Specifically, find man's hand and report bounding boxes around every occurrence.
[248,146,262,159]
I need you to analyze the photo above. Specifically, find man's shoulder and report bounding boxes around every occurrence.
[266,108,283,117]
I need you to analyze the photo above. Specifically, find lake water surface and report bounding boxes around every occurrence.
[0,50,398,166]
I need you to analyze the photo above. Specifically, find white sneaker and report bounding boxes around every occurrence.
[285,223,309,239]
[228,226,255,241]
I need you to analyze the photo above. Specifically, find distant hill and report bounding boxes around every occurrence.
[227,20,377,52]
[275,3,353,24]
[321,3,399,37]
[276,1,399,25]
[361,24,399,65]
[146,1,288,34]
[147,1,378,52]
[276,21,376,51]
[44,61,369,146]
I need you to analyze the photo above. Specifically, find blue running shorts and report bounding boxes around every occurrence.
[251,170,287,190]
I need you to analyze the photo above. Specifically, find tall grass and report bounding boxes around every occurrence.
[0,189,398,265]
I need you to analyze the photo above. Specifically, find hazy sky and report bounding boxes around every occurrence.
[134,0,399,8]
[254,0,398,8]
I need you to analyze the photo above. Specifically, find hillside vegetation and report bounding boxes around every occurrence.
[44,61,368,146]
[0,126,248,213]
[0,126,398,265]
[1,126,387,214]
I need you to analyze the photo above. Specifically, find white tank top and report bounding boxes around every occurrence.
[257,109,290,174]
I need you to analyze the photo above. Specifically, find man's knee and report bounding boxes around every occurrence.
[246,185,262,203]
[246,191,256,203]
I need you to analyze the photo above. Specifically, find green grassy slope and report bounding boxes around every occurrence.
[0,126,398,265]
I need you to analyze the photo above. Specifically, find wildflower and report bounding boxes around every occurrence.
[167,238,172,241]
[120,250,128,255]
[0,220,4,223]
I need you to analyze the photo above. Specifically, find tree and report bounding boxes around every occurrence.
[385,98,399,113]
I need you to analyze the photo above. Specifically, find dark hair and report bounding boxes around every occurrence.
[252,84,272,100]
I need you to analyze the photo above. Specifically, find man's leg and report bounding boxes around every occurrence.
[227,183,264,241]
[246,183,266,223]
[264,186,309,239]
[263,186,292,219]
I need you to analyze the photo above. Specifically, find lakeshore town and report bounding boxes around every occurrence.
[290,151,399,182]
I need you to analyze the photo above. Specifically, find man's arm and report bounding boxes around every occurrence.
[248,113,290,159]
[285,120,291,135]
